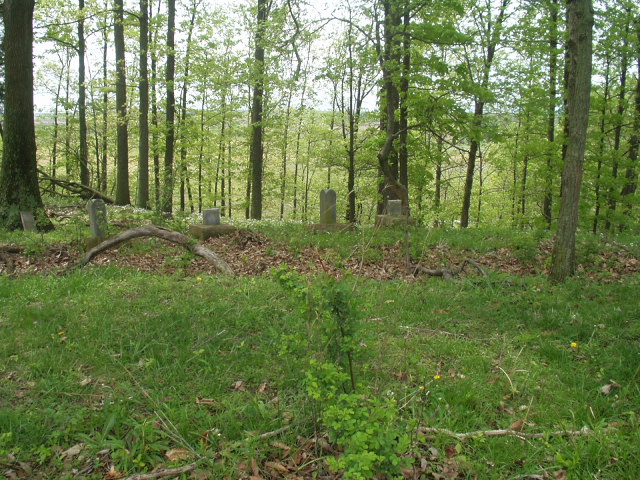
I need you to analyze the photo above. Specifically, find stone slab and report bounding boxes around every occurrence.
[203,208,221,225]
[319,188,337,224]
[188,224,238,241]
[386,199,403,216]
[20,211,37,232]
[87,199,108,237]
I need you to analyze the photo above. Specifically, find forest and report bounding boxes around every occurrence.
[17,0,636,231]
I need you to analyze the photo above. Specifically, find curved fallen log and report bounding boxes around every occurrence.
[70,225,234,275]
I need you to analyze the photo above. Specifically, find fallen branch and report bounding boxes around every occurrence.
[119,463,196,480]
[245,425,292,442]
[38,169,114,204]
[0,245,25,254]
[419,426,605,440]
[70,225,234,275]
[411,258,488,279]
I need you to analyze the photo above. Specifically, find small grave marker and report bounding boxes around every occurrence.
[203,208,221,226]
[87,199,108,238]
[20,211,37,232]
[320,188,337,224]
[386,199,403,216]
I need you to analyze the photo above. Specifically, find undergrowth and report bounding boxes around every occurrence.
[0,217,639,478]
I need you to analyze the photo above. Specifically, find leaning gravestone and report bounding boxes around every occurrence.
[320,188,337,224]
[86,199,108,248]
[20,211,37,232]
[203,208,221,226]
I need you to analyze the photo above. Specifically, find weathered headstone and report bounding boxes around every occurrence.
[320,188,337,224]
[20,211,37,232]
[87,199,108,238]
[203,208,221,226]
[386,199,402,216]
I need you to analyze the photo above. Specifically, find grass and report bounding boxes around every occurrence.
[1,217,639,479]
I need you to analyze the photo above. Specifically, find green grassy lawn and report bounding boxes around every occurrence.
[1,221,639,479]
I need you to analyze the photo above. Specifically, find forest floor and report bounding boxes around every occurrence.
[1,207,640,480]
[2,220,639,281]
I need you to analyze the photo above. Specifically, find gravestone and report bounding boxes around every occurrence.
[203,208,221,226]
[188,206,237,240]
[20,211,37,232]
[386,199,402,216]
[87,199,108,238]
[320,188,337,224]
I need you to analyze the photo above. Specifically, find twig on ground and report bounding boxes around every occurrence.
[118,463,196,480]
[244,425,292,442]
[419,426,608,440]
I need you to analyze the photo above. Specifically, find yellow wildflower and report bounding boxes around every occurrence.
[433,375,441,380]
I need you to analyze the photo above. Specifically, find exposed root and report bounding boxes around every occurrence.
[70,225,234,275]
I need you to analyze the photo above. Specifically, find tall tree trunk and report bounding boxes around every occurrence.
[619,23,640,221]
[177,1,199,213]
[114,0,130,205]
[0,0,53,230]
[137,0,150,208]
[150,0,161,208]
[543,0,559,226]
[78,0,90,187]
[593,56,611,233]
[377,0,407,212]
[249,0,267,219]
[550,0,593,282]
[101,3,109,193]
[162,0,176,213]
[460,0,507,227]
[605,9,631,231]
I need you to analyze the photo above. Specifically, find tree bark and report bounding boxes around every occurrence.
[249,0,267,220]
[78,0,90,187]
[543,0,559,226]
[113,0,130,205]
[460,0,507,228]
[550,0,593,282]
[0,0,53,231]
[619,22,640,220]
[137,0,150,208]
[162,0,176,214]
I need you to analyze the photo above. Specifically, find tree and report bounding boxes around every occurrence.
[162,0,176,214]
[0,0,53,231]
[550,0,593,282]
[114,0,130,205]
[249,0,268,219]
[77,0,90,187]
[137,0,150,208]
[460,0,508,228]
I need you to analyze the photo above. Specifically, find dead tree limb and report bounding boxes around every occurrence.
[0,245,25,254]
[38,169,115,204]
[71,225,234,275]
[419,426,608,440]
[119,463,196,480]
[411,258,488,279]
